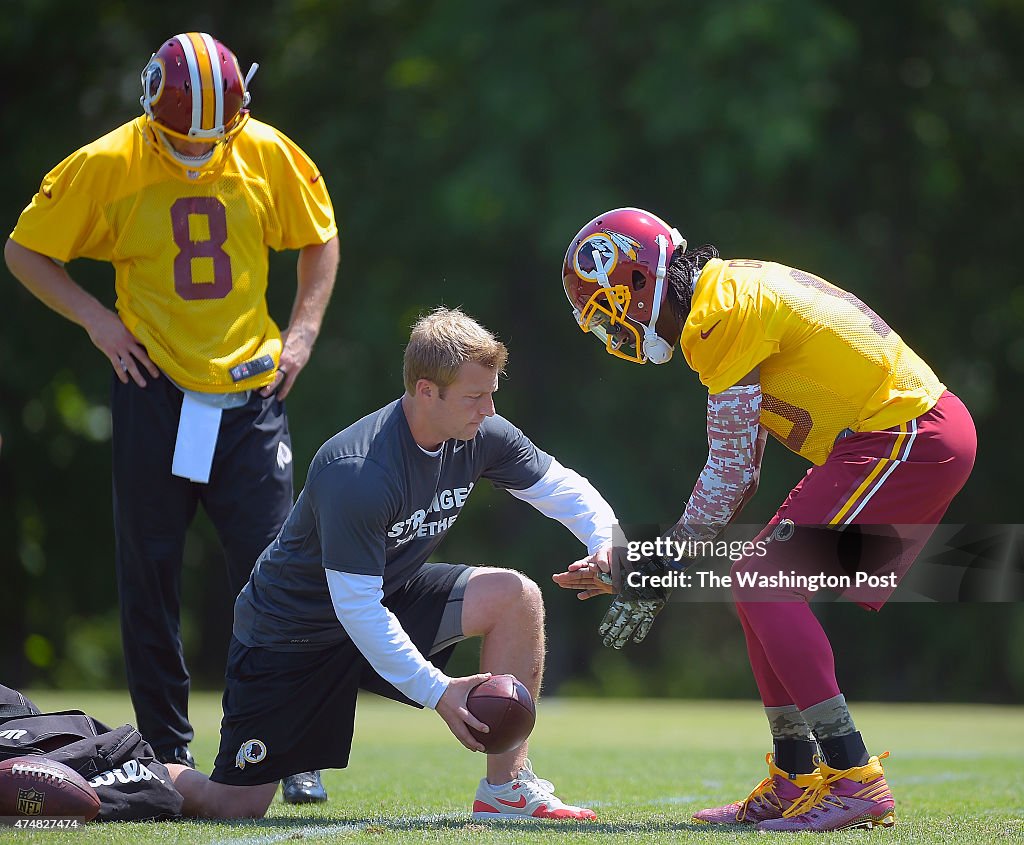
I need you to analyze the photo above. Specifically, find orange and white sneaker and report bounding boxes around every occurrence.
[693,753,821,825]
[758,752,896,832]
[472,760,597,821]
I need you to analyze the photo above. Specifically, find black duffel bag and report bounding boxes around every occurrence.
[0,685,182,821]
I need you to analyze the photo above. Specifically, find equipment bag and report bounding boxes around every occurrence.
[0,685,182,821]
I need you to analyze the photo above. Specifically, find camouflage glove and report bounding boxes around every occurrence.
[598,554,673,649]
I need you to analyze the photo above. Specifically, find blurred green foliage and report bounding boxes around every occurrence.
[1,1,1022,702]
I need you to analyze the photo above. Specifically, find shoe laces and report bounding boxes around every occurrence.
[515,759,556,797]
[781,771,845,818]
[735,755,785,822]
[736,775,784,821]
[290,771,320,788]
[782,752,889,819]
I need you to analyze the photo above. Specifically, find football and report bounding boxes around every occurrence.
[466,674,536,755]
[0,756,101,821]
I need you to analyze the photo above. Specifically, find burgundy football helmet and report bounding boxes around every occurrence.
[562,207,686,364]
[140,33,258,177]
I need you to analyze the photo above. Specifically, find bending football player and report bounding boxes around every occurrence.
[553,208,976,832]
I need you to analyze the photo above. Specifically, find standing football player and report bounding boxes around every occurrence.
[164,308,610,821]
[553,207,976,832]
[5,33,339,804]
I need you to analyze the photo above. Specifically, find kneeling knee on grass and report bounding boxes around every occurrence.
[168,765,278,819]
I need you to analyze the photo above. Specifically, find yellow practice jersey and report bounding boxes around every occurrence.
[10,116,337,392]
[681,259,945,465]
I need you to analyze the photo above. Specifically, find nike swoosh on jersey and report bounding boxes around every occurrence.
[700,320,722,340]
[41,187,52,199]
[496,795,528,808]
[310,173,321,183]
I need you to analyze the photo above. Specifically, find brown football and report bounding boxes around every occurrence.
[0,756,101,821]
[466,674,536,755]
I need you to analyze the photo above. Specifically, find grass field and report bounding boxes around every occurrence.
[3,692,1022,844]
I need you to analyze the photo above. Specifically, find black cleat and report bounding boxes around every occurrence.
[282,770,328,804]
[154,744,195,768]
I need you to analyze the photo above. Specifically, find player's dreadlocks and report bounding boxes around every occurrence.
[665,243,719,321]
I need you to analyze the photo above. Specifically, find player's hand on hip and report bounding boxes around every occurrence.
[260,327,312,400]
[435,673,491,752]
[84,307,159,387]
[552,544,616,600]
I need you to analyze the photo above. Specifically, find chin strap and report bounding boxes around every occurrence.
[585,223,686,364]
[157,130,216,167]
[641,227,686,364]
[243,63,259,107]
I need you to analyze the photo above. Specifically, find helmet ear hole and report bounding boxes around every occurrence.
[632,270,646,291]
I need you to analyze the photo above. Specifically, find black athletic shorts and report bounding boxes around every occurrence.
[211,562,472,785]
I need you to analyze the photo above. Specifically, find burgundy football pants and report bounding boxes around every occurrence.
[732,391,977,709]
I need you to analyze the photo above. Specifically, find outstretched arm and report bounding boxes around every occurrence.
[506,457,617,554]
[326,570,491,751]
[506,458,621,599]
[597,368,763,648]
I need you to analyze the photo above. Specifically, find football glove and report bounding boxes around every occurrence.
[598,554,674,649]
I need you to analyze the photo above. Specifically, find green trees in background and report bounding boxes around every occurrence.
[2,1,1022,700]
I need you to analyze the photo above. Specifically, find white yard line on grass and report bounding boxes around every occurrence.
[897,772,972,784]
[206,823,367,845]
[651,796,704,805]
[206,814,471,845]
